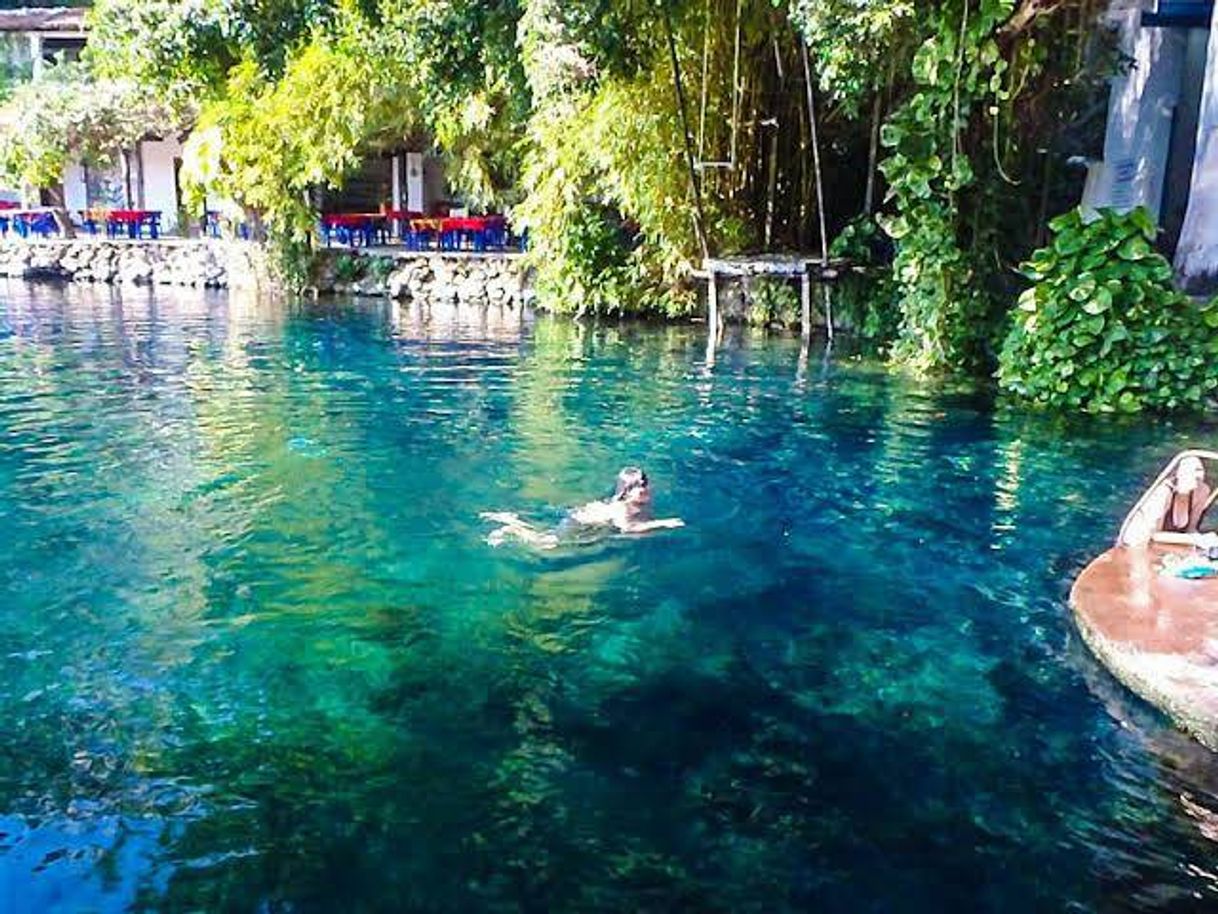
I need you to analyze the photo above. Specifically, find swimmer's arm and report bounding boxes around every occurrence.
[620,517,685,533]
[480,511,526,525]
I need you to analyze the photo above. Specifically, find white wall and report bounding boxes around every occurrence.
[1175,2,1218,293]
[138,137,184,231]
[62,160,87,211]
[406,152,424,212]
[1081,0,1186,221]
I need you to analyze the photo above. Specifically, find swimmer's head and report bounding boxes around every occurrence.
[1177,455,1206,494]
[613,466,650,505]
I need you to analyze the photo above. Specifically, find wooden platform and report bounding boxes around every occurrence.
[699,254,850,280]
[695,255,852,344]
[1071,544,1218,750]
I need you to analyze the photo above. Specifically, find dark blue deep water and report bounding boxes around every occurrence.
[2,283,1218,913]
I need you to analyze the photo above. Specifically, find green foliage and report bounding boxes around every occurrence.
[0,63,189,191]
[998,208,1218,413]
[746,278,799,328]
[516,1,755,317]
[333,253,364,283]
[789,0,914,115]
[61,0,1164,387]
[87,0,342,90]
[99,0,526,277]
[367,255,397,282]
[379,0,529,209]
[827,218,900,344]
[875,0,1018,375]
[516,60,716,316]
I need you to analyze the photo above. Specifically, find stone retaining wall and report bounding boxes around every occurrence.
[309,249,530,307]
[0,239,274,288]
[0,239,531,307]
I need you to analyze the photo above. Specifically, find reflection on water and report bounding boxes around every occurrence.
[1,282,1218,912]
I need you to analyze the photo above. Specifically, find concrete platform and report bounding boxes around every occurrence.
[1071,544,1218,751]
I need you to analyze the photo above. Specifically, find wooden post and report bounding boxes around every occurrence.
[822,282,834,344]
[864,90,883,214]
[800,270,811,340]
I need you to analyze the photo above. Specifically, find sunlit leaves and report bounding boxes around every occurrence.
[998,207,1218,413]
[0,64,191,191]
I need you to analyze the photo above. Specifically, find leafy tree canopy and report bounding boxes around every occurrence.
[0,62,189,190]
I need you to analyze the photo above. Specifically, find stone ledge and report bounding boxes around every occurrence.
[310,248,532,307]
[0,238,272,289]
[0,239,532,308]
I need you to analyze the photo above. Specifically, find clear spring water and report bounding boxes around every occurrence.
[2,283,1218,913]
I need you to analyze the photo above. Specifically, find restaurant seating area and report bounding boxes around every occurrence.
[81,209,162,239]
[0,202,525,253]
[0,206,162,239]
[320,210,522,252]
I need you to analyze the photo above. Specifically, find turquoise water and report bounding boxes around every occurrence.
[2,284,1218,913]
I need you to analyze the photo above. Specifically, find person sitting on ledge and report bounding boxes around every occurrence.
[1120,454,1218,548]
[481,466,684,550]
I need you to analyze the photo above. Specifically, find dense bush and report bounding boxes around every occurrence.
[997,208,1218,413]
[745,277,800,328]
[829,215,900,345]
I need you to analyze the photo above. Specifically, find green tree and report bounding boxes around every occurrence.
[0,62,188,192]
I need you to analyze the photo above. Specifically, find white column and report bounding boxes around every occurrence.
[406,152,424,212]
[62,161,88,212]
[391,153,402,210]
[1175,3,1218,294]
[28,34,43,79]
[1080,0,1186,222]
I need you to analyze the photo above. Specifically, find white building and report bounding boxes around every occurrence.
[0,6,86,78]
[1081,0,1218,293]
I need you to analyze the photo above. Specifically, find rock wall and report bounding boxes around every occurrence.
[309,250,530,307]
[0,239,273,289]
[0,239,531,307]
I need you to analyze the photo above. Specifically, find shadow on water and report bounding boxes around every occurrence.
[1,283,1218,912]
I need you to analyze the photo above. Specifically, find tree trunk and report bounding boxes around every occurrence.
[45,184,75,239]
[863,89,883,214]
[1175,0,1218,294]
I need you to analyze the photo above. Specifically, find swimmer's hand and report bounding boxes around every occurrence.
[621,517,685,533]
[650,518,685,529]
[480,511,523,525]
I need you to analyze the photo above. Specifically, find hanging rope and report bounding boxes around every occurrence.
[729,0,742,169]
[664,5,711,260]
[697,0,711,162]
[800,40,833,341]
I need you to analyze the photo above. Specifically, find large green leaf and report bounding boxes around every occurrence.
[1054,230,1086,256]
[1117,236,1151,261]
[1068,273,1097,302]
[1082,286,1112,315]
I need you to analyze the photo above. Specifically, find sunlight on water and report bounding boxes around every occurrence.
[1,283,1217,912]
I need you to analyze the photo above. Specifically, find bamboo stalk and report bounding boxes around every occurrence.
[664,6,711,260]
